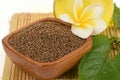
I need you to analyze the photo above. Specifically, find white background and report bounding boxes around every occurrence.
[0,0,120,80]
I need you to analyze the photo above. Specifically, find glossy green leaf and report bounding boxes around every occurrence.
[78,35,120,80]
[113,4,120,28]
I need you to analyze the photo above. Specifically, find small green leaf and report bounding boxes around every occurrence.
[113,4,120,28]
[78,35,120,80]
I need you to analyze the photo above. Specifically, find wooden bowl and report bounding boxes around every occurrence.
[2,18,92,79]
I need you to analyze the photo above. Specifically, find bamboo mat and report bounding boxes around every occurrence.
[2,13,120,80]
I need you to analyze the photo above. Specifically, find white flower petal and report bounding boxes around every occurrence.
[71,24,93,38]
[80,4,104,21]
[91,18,107,35]
[73,0,83,19]
[60,14,74,23]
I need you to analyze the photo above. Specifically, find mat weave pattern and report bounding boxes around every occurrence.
[2,13,120,80]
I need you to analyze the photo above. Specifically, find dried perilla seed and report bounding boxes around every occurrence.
[8,21,86,62]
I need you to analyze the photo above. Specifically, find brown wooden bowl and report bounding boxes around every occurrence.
[2,18,92,80]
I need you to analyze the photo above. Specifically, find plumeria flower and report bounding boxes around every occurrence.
[59,0,106,38]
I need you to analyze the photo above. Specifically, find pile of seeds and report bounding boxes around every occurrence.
[8,20,86,62]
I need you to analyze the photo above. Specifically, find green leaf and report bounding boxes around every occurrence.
[78,35,120,80]
[112,53,120,72]
[113,4,120,28]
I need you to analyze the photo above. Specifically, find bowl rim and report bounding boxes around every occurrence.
[2,17,92,67]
